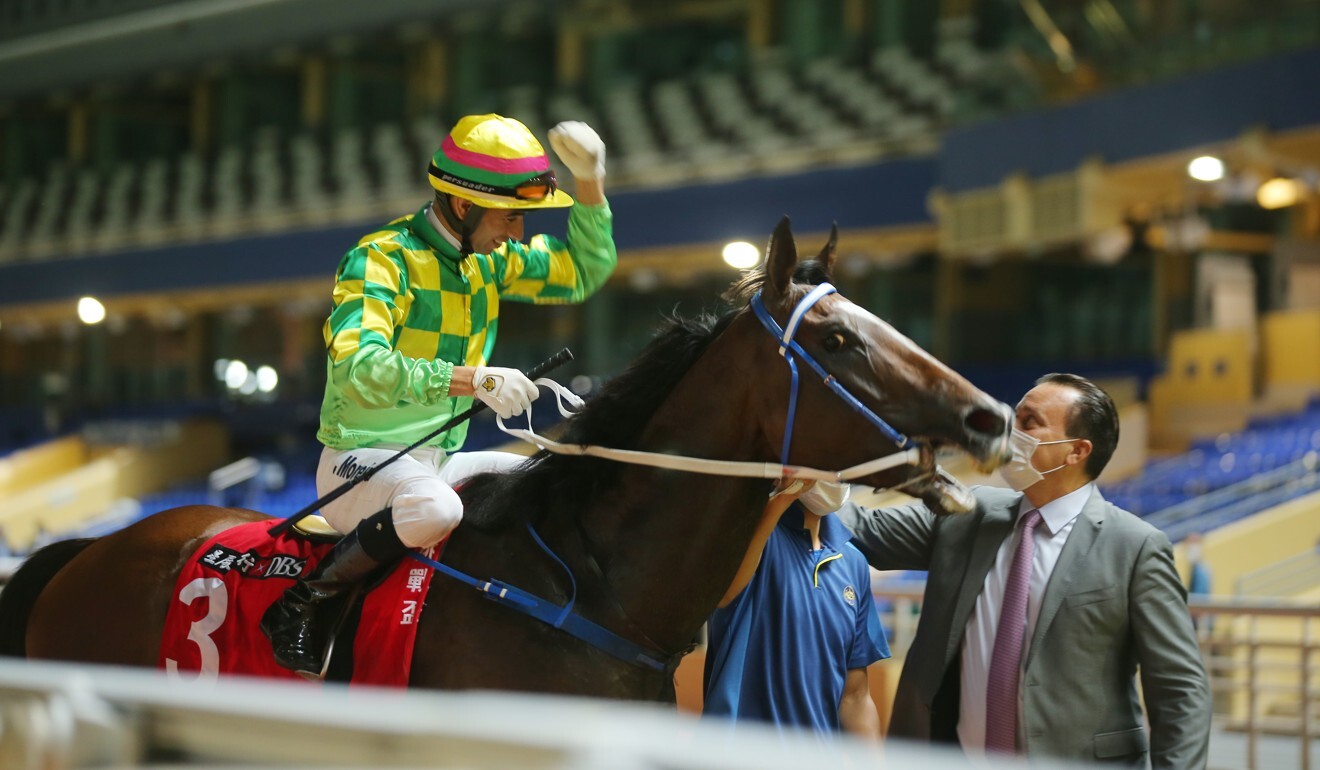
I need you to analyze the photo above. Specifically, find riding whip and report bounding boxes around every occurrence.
[269,347,575,536]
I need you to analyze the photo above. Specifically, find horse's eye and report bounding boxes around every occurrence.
[822,332,847,352]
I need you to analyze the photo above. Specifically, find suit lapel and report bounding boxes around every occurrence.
[1024,490,1107,670]
[942,494,1020,667]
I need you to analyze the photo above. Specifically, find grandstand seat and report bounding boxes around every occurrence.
[870,47,954,118]
[545,90,597,132]
[174,152,207,230]
[501,85,543,135]
[332,129,370,205]
[410,115,445,150]
[99,162,137,237]
[211,146,246,222]
[66,169,101,239]
[134,158,169,235]
[0,178,36,255]
[936,16,993,82]
[1103,403,1320,528]
[695,72,757,140]
[653,79,712,150]
[372,124,413,198]
[289,133,329,212]
[602,82,662,166]
[806,60,894,131]
[28,161,70,245]
[0,41,1018,257]
[250,127,285,215]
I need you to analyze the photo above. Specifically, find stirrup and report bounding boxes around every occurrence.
[287,587,361,681]
[294,635,336,682]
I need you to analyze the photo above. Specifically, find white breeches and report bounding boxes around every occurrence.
[315,446,524,548]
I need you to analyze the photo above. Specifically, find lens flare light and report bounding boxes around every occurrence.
[256,365,279,393]
[1187,156,1225,182]
[77,297,106,324]
[722,241,760,269]
[224,359,249,390]
[1257,177,1303,210]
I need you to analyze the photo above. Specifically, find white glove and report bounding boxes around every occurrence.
[548,121,606,180]
[471,366,539,419]
[800,481,851,515]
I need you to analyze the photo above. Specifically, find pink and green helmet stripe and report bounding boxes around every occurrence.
[428,114,572,208]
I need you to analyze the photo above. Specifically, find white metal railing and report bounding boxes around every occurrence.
[1237,550,1320,597]
[1188,597,1320,770]
[206,455,263,508]
[205,455,285,511]
[0,658,1091,770]
[0,587,1310,768]
[874,583,1320,770]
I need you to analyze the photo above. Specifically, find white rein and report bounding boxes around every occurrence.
[495,379,923,483]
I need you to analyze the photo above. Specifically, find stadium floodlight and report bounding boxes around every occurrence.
[224,359,249,390]
[1187,155,1225,182]
[77,297,106,325]
[239,372,259,396]
[1256,177,1302,209]
[256,365,279,393]
[722,241,760,269]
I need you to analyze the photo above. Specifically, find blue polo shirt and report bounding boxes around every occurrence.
[703,503,890,734]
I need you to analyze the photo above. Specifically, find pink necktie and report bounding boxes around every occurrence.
[985,508,1044,754]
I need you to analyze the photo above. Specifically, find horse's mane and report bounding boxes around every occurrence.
[461,257,831,533]
[461,310,738,532]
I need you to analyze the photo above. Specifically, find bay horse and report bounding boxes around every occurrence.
[0,219,1012,701]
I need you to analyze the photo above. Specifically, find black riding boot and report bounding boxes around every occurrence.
[260,508,408,678]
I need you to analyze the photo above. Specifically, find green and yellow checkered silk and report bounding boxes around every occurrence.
[316,201,616,452]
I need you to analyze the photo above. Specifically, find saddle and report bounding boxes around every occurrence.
[158,518,437,686]
[290,514,342,542]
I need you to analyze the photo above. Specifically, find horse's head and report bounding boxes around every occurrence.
[734,217,1013,514]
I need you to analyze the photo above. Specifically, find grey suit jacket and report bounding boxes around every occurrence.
[837,486,1210,767]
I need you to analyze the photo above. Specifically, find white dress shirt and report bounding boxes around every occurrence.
[957,482,1094,757]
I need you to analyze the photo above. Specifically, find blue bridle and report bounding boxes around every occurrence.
[749,283,911,466]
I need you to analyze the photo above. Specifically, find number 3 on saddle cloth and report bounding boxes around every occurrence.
[157,519,438,686]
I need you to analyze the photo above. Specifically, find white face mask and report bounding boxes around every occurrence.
[998,428,1077,491]
[798,480,851,515]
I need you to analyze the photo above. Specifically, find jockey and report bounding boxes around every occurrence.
[261,114,615,677]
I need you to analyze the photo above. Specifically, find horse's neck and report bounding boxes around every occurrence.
[579,330,774,650]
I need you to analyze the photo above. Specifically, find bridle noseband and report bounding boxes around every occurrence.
[749,283,911,467]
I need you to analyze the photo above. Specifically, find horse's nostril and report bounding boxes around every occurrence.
[964,407,1006,438]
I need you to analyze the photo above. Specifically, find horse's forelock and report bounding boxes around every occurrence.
[791,258,832,287]
[722,258,832,307]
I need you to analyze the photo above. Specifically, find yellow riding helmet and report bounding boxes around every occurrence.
[428,114,573,210]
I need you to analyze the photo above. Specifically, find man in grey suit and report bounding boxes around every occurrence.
[830,373,1210,766]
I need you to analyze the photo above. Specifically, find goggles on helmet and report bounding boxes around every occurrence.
[429,165,560,204]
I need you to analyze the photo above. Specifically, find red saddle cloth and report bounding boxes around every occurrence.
[158,519,436,687]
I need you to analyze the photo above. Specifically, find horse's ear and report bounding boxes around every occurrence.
[816,222,839,276]
[764,216,797,301]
